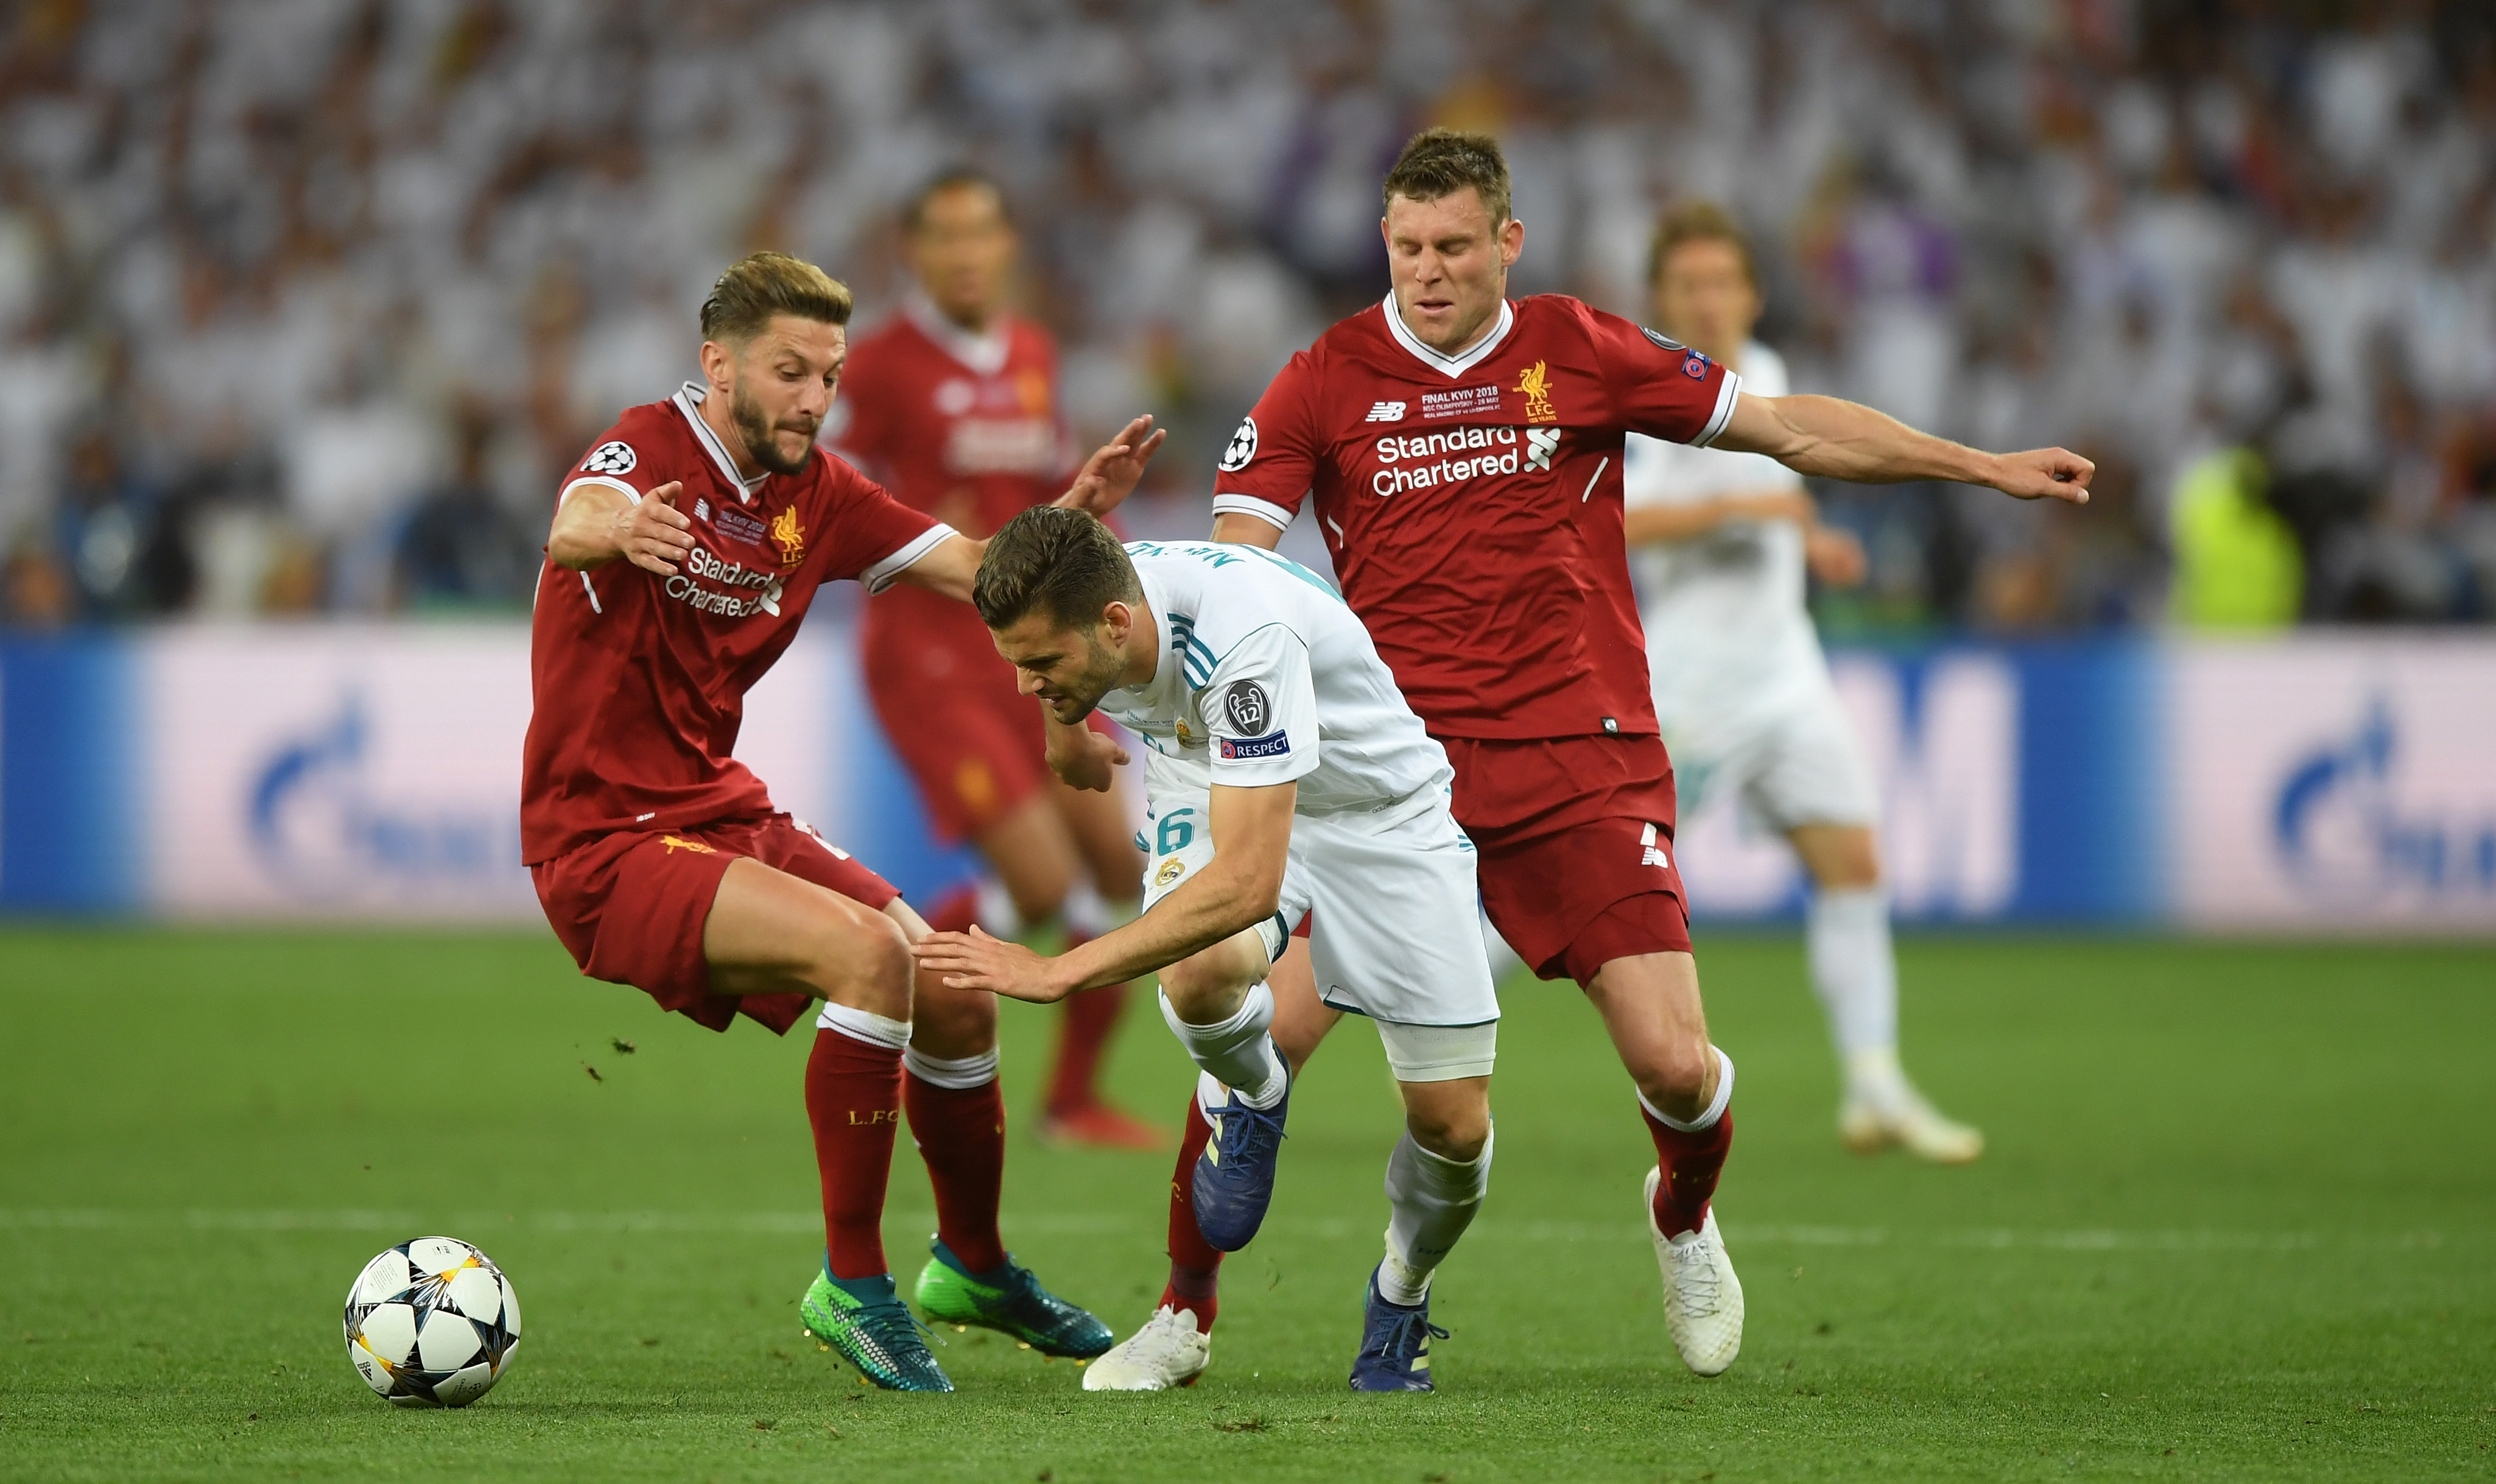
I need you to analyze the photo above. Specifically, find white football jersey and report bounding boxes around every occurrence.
[1621,342,1830,744]
[1093,540,1453,820]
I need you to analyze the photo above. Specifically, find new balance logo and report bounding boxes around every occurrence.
[1640,822,1672,870]
[1527,426,1562,472]
[1364,401,1408,423]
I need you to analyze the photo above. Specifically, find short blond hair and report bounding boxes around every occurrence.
[699,251,853,344]
[1383,127,1512,227]
[1648,200,1757,291]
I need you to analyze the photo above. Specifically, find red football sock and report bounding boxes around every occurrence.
[1047,969,1129,1114]
[1159,1092,1222,1332]
[904,1069,1008,1275]
[921,883,981,935]
[804,1027,902,1279]
[1640,1101,1735,1239]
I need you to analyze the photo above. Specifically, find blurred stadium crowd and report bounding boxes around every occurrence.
[1,0,2492,630]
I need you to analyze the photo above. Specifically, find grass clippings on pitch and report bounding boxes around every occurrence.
[1,927,2491,1482]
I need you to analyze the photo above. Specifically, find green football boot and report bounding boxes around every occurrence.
[912,1238,1115,1359]
[801,1269,952,1392]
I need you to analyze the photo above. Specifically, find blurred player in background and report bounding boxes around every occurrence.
[522,251,1162,1390]
[1188,131,2087,1377]
[835,170,1158,1150]
[1624,203,1982,1164]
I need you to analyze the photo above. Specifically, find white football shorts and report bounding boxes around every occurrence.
[1139,785,1499,1080]
[1671,675,1880,833]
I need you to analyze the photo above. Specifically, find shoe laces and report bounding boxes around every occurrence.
[854,1295,944,1363]
[1368,1307,1449,1362]
[1211,1097,1287,1156]
[1668,1230,1722,1317]
[1129,1306,1200,1359]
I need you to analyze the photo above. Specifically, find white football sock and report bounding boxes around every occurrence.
[1807,886,1904,1102]
[1159,982,1287,1109]
[1378,1125,1493,1306]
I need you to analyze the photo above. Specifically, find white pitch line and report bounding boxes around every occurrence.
[0,1209,2445,1251]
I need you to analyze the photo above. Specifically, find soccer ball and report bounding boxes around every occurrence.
[342,1236,522,1407]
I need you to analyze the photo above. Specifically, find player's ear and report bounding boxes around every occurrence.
[1500,216,1524,267]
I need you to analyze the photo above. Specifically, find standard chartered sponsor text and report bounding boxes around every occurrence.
[666,546,783,617]
[1373,424,1522,496]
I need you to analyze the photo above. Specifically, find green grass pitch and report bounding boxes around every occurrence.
[1,928,2491,1482]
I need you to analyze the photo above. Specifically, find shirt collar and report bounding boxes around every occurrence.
[905,295,1012,378]
[1381,294,1514,380]
[671,382,770,503]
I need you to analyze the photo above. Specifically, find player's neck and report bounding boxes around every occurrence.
[697,393,766,482]
[1120,594,1161,689]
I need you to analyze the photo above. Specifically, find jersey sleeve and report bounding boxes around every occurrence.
[818,462,954,594]
[1208,349,1321,533]
[558,415,670,508]
[1586,305,1744,449]
[1197,623,1318,789]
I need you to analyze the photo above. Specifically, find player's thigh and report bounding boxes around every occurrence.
[1301,811,1499,1029]
[1583,949,1716,1104]
[1268,932,1343,1072]
[880,896,998,1059]
[1393,1073,1492,1162]
[703,857,912,1019]
[971,793,1081,922]
[1787,821,1880,889]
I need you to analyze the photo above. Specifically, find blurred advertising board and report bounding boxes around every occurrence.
[1,627,2490,932]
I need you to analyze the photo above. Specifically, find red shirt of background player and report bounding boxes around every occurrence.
[522,381,946,864]
[1210,293,1739,979]
[834,304,1087,840]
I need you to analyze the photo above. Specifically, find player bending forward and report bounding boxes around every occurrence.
[521,251,1164,1392]
[915,508,1500,1393]
[1138,130,2086,1378]
[1625,202,1980,1162]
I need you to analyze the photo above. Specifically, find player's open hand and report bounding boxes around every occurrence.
[912,926,1077,1003]
[1045,720,1130,793]
[1992,448,2093,505]
[1058,415,1167,516]
[614,480,697,574]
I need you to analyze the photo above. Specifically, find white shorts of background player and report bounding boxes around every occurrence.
[1141,786,1499,1082]
[1662,672,1879,835]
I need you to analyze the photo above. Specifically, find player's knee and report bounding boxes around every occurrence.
[1638,1033,1717,1111]
[814,910,912,1019]
[1157,945,1257,1019]
[1404,1096,1490,1163]
[909,985,996,1058]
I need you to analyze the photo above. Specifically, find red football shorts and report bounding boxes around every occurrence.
[863,624,1123,845]
[1441,733,1691,987]
[530,812,899,1035]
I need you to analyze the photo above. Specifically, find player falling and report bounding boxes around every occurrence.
[1625,202,1981,1163]
[1091,130,2086,1382]
[836,171,1158,1150]
[519,251,1164,1391]
[915,509,1500,1393]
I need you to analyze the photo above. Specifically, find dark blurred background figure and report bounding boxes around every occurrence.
[0,1,2490,633]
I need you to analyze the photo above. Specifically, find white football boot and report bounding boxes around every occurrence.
[1840,1085,1984,1164]
[1081,1305,1211,1391]
[1643,1167,1743,1376]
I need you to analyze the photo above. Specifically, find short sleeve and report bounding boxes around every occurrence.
[1586,306,1744,449]
[558,420,669,508]
[1209,350,1321,533]
[1198,624,1317,788]
[816,461,951,594]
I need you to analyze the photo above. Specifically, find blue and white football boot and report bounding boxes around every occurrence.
[1190,1068,1290,1251]
[1348,1267,1447,1392]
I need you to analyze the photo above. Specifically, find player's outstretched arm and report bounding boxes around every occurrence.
[914,780,1295,1002]
[1714,393,2093,504]
[546,480,697,574]
[1042,712,1130,792]
[1055,414,1167,518]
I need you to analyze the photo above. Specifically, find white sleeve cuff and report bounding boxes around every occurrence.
[1690,368,1744,449]
[558,475,641,508]
[1211,493,1297,532]
[859,523,959,594]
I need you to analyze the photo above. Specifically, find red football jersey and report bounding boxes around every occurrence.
[834,305,1074,664]
[1210,294,1740,741]
[521,383,949,863]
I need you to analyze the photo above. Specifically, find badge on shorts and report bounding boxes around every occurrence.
[1155,857,1186,888]
[1223,680,1270,734]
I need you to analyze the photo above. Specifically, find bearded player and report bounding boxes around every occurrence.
[1625,202,1982,1165]
[1137,130,2089,1379]
[522,251,1164,1391]
[837,170,1158,1150]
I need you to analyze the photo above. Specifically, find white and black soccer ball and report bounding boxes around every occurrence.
[343,1237,521,1408]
